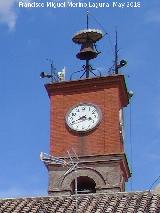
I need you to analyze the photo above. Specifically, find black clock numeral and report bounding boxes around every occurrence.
[76,108,80,112]
[82,107,86,111]
[72,112,76,116]
[92,109,96,114]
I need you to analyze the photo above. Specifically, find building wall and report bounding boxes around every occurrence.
[50,82,123,157]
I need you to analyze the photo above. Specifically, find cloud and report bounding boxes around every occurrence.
[0,0,18,30]
[0,0,31,30]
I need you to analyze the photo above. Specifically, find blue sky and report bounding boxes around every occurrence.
[0,0,160,198]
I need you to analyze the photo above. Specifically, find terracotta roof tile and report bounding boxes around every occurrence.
[0,191,159,213]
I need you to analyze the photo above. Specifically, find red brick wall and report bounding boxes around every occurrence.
[46,76,128,157]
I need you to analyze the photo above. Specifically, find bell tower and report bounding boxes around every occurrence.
[41,16,131,195]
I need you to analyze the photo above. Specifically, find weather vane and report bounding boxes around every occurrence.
[71,11,104,79]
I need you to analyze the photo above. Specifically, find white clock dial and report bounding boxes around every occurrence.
[66,103,102,132]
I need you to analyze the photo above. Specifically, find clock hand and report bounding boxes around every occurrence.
[82,117,92,121]
[79,115,87,120]
[74,115,86,122]
[72,115,87,124]
[72,120,83,125]
[73,116,94,126]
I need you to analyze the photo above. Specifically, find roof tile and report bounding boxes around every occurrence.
[0,191,159,213]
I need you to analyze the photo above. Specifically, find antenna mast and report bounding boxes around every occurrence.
[86,10,89,78]
[87,10,89,30]
[114,29,127,74]
[115,29,118,74]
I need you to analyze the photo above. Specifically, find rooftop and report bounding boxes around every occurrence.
[0,191,159,213]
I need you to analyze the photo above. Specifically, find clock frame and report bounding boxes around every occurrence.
[65,103,102,133]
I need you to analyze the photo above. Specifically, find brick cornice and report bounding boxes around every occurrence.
[44,153,131,181]
[45,75,129,107]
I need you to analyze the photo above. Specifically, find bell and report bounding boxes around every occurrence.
[76,41,99,60]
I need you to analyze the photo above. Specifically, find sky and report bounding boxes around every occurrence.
[0,0,160,198]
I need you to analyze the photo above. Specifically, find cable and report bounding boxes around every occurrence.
[149,175,160,191]
[88,11,115,57]
[88,11,108,34]
[129,99,133,191]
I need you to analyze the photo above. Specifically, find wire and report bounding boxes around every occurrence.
[129,99,133,191]
[88,12,108,34]
[149,175,160,191]
[88,11,115,57]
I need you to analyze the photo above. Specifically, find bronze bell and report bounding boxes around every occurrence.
[76,41,99,60]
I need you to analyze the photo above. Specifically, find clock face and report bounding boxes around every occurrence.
[65,103,102,132]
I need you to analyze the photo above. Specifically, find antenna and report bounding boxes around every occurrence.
[40,150,79,212]
[58,67,66,81]
[40,59,65,83]
[115,29,118,74]
[87,10,89,30]
[114,29,127,74]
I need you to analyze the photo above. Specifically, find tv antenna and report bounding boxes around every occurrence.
[71,11,104,79]
[40,150,80,212]
[40,59,63,83]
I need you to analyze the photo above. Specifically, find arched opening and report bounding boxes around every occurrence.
[71,176,96,194]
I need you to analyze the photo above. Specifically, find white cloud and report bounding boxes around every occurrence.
[0,0,31,30]
[0,0,18,30]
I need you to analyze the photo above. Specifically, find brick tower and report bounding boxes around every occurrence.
[42,25,131,195]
